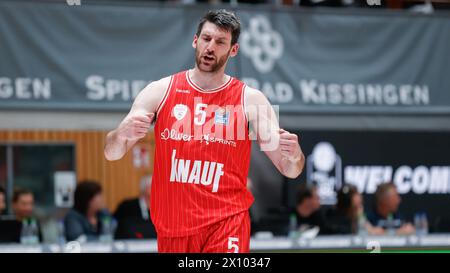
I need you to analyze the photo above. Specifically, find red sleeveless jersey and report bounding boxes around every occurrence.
[150,70,254,237]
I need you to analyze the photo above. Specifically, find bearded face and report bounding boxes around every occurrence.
[195,46,231,73]
[193,21,238,73]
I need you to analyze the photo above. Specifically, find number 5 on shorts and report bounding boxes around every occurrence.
[227,237,239,253]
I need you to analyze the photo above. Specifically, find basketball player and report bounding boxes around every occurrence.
[104,10,305,253]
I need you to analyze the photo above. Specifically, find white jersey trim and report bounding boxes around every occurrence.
[186,70,233,93]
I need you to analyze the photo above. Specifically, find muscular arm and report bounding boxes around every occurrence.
[104,76,171,161]
[245,86,305,179]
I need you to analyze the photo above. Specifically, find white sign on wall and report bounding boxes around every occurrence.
[54,171,76,208]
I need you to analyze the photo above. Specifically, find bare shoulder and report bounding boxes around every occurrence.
[152,75,172,90]
[244,85,272,111]
[140,75,171,99]
[244,85,267,104]
[132,75,172,113]
[243,85,274,122]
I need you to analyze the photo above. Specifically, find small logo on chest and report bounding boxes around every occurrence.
[214,107,230,125]
[172,104,188,121]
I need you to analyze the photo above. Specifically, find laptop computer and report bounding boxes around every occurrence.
[0,216,22,243]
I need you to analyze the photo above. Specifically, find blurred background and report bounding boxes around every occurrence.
[1,0,450,252]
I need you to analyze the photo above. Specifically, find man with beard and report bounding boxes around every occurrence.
[104,9,304,253]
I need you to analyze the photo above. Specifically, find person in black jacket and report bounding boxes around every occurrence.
[12,188,43,242]
[367,182,415,235]
[64,181,113,242]
[295,183,328,234]
[114,175,157,239]
[326,184,384,235]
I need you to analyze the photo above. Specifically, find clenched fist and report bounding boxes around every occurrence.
[279,128,302,162]
[117,112,155,141]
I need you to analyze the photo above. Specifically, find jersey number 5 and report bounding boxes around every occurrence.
[194,103,207,125]
[227,237,239,253]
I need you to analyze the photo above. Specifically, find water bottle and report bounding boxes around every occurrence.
[288,213,298,239]
[100,217,113,243]
[414,213,421,235]
[57,220,66,246]
[415,212,429,236]
[386,214,395,236]
[28,218,39,244]
[357,213,368,237]
[20,219,30,244]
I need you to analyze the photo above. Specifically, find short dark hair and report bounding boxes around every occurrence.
[0,185,5,195]
[196,9,241,45]
[374,182,396,204]
[296,183,317,206]
[74,181,102,216]
[12,187,33,203]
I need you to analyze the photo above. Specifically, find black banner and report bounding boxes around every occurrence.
[282,130,450,232]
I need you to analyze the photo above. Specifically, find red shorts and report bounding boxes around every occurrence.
[157,210,251,253]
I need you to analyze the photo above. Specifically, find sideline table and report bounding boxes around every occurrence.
[1,234,450,253]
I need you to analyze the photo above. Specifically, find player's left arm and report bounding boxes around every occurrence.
[244,86,305,179]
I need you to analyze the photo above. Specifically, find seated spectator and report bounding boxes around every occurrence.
[12,188,43,242]
[114,175,157,239]
[326,184,384,235]
[64,180,113,242]
[0,186,5,215]
[295,183,327,234]
[367,182,415,235]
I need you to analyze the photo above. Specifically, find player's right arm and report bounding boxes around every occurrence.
[104,76,170,161]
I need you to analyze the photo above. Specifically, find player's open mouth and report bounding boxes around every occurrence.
[203,56,215,62]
